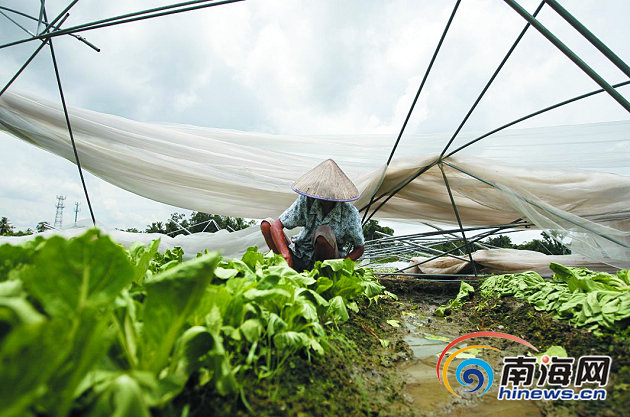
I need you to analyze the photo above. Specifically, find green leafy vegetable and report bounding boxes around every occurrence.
[535,345,568,361]
[479,264,630,334]
[435,281,475,317]
[0,233,383,417]
[141,252,221,373]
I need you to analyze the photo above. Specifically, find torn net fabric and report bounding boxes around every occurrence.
[1,90,629,267]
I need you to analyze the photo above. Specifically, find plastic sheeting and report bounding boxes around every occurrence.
[407,249,618,276]
[0,225,267,261]
[1,90,629,267]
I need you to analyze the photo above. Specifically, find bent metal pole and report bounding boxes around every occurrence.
[543,0,630,79]
[503,0,630,113]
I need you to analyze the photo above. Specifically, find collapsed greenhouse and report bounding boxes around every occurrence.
[0,1,629,416]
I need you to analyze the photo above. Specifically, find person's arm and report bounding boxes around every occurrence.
[275,196,307,267]
[345,203,365,262]
[271,218,292,267]
[345,245,364,261]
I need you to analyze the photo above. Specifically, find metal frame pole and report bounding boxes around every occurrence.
[362,1,546,222]
[360,161,438,223]
[364,221,531,244]
[438,163,478,276]
[503,0,630,113]
[0,13,71,97]
[543,0,630,78]
[363,222,529,268]
[363,80,630,220]
[0,6,100,51]
[377,225,508,274]
[0,6,38,20]
[439,0,545,158]
[0,6,98,52]
[362,0,462,224]
[385,0,461,166]
[0,0,244,50]
[445,80,630,158]
[48,35,97,225]
[37,0,46,34]
[0,9,36,36]
[388,237,470,262]
[442,160,630,249]
[0,39,49,97]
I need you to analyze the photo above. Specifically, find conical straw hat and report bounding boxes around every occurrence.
[291,159,360,202]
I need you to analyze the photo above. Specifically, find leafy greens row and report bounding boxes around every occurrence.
[0,229,384,417]
[473,263,630,334]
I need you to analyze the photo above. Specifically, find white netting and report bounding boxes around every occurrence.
[0,224,267,261]
[1,90,629,266]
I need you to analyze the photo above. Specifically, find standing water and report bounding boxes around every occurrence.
[399,313,542,416]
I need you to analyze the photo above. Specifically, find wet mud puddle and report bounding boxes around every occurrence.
[399,311,542,417]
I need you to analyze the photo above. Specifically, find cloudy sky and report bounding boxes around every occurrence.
[0,0,629,234]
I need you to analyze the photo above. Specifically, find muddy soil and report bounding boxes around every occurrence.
[380,276,629,417]
[381,278,541,417]
[172,277,628,416]
[173,285,418,417]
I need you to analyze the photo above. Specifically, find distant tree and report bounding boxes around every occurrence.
[143,212,255,236]
[430,239,466,256]
[362,220,394,241]
[188,212,217,233]
[11,228,32,237]
[182,211,256,233]
[517,231,570,255]
[0,217,34,236]
[145,222,166,234]
[188,212,255,234]
[483,235,516,249]
[0,217,15,236]
[165,212,189,235]
[544,231,571,254]
[517,239,548,253]
[36,221,51,233]
[222,215,256,232]
[124,227,140,233]
[430,232,570,256]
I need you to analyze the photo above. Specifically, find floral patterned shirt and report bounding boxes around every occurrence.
[279,195,365,260]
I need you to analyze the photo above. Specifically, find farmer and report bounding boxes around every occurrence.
[261,158,365,271]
